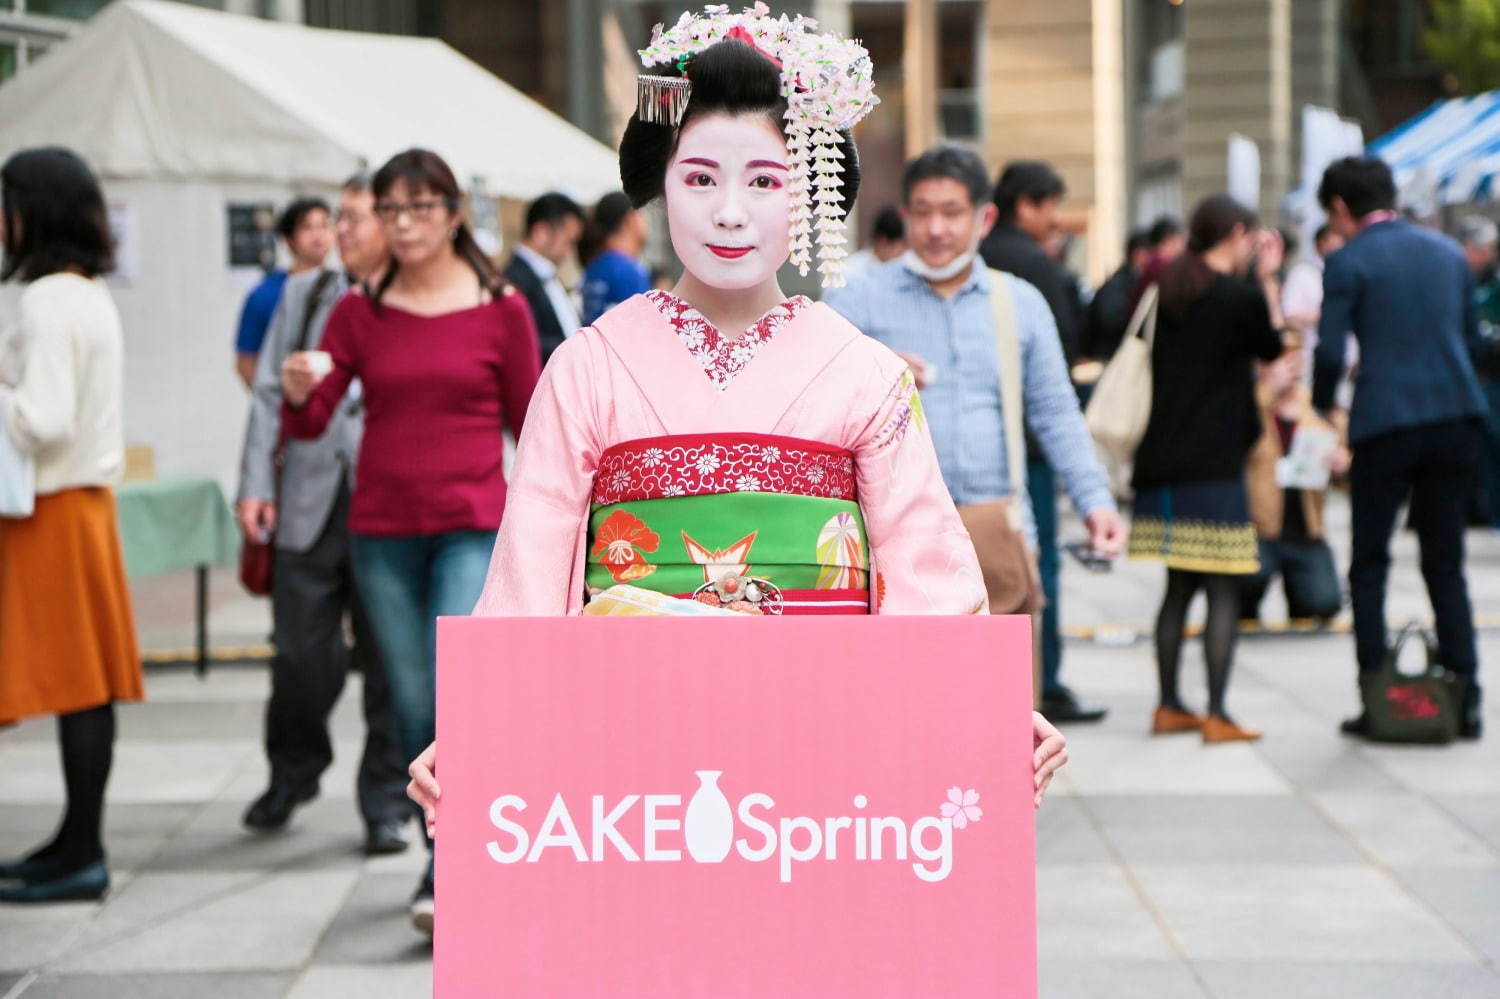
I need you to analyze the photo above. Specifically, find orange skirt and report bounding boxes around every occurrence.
[0,487,142,725]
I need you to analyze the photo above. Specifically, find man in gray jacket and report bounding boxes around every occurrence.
[236,175,409,850]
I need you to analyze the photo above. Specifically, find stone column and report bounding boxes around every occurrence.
[982,0,1125,281]
[568,0,609,143]
[1291,0,1340,186]
[904,0,939,158]
[1182,0,1292,213]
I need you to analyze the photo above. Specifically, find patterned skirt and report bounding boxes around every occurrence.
[1128,480,1260,575]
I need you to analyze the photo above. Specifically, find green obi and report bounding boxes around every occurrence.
[585,434,871,614]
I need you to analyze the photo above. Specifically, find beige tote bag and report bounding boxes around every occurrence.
[1085,283,1158,499]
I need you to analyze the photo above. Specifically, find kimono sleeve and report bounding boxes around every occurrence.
[854,362,987,615]
[472,333,601,616]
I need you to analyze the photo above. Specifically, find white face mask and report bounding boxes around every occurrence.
[899,246,975,283]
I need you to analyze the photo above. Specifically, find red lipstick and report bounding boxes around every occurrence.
[708,245,752,259]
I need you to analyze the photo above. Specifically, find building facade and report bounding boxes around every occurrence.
[3,0,1455,277]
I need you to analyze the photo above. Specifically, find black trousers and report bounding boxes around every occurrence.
[1349,419,1483,688]
[267,483,408,824]
[1239,538,1343,621]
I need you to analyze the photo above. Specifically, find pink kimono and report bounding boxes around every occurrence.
[473,292,985,617]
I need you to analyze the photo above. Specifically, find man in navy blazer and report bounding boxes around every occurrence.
[503,193,585,366]
[1315,156,1487,740]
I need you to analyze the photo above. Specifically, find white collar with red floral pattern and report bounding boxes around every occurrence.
[644,290,812,390]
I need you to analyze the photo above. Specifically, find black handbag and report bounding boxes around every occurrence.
[1359,623,1467,744]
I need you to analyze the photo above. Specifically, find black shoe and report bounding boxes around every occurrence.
[0,854,51,881]
[1460,701,1483,740]
[365,817,410,856]
[0,850,76,883]
[0,858,108,903]
[1039,686,1108,724]
[1340,713,1369,737]
[242,783,318,832]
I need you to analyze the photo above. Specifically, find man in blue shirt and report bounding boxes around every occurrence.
[234,197,333,387]
[1315,156,1487,740]
[581,191,652,324]
[827,145,1124,715]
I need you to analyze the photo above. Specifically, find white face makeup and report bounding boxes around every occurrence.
[664,113,793,291]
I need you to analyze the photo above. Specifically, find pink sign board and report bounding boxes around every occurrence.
[435,615,1036,997]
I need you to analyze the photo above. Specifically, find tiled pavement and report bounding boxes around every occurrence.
[2,498,1498,997]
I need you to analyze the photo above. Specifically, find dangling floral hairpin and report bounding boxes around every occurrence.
[638,2,880,288]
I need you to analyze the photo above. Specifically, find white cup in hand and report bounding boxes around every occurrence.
[304,350,334,378]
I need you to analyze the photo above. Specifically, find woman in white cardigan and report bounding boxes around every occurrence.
[0,147,139,903]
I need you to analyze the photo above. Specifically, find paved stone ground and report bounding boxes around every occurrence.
[2,496,1497,998]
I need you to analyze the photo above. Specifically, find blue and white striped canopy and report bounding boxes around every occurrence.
[1371,90,1500,206]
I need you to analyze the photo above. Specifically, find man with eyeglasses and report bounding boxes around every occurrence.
[235,174,411,851]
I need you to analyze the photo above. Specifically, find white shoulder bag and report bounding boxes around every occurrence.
[0,402,36,517]
[1084,283,1158,499]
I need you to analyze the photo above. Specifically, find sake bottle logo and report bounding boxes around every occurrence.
[683,769,734,863]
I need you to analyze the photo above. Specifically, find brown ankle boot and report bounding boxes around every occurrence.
[1151,706,1206,735]
[1201,716,1261,744]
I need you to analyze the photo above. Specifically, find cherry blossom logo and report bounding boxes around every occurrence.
[939,787,982,830]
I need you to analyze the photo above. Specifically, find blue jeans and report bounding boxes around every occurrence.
[1027,456,1063,696]
[1237,538,1342,621]
[348,531,494,770]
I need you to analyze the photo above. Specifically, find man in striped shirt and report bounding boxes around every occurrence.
[826,144,1124,719]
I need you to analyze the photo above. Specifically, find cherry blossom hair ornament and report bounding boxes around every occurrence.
[637,3,880,287]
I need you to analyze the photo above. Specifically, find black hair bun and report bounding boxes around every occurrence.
[619,38,860,218]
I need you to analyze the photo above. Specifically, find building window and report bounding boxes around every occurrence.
[305,0,432,36]
[938,0,982,139]
[25,0,111,17]
[1347,0,1433,73]
[0,41,16,84]
[1136,169,1183,227]
[1137,0,1184,107]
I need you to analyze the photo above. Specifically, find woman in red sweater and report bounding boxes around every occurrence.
[281,149,540,933]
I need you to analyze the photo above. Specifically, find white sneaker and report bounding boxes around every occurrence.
[410,892,434,936]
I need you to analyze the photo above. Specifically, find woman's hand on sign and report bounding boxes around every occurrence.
[407,741,440,838]
[1031,711,1068,808]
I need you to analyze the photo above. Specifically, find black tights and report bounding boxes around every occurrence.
[23,704,115,870]
[1155,570,1242,721]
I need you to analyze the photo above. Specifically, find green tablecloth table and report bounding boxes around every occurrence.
[115,476,241,675]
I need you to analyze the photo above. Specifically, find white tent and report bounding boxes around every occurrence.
[0,0,620,198]
[0,0,620,491]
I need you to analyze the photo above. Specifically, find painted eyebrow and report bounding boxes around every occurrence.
[747,159,789,171]
[679,157,720,168]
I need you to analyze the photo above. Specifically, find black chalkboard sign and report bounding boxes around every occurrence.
[227,203,277,270]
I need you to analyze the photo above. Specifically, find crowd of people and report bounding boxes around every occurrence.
[0,14,1491,949]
